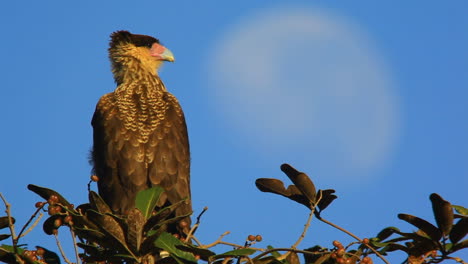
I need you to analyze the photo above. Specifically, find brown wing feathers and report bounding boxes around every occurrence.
[91,31,191,234]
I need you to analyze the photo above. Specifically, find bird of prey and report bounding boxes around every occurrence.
[91,30,191,234]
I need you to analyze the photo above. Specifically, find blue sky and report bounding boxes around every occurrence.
[0,1,467,263]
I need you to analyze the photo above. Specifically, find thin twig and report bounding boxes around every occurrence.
[253,248,328,260]
[191,235,203,246]
[70,227,81,264]
[214,241,264,252]
[186,206,208,242]
[319,217,390,264]
[17,204,45,239]
[291,197,321,250]
[19,212,44,239]
[0,193,18,251]
[201,231,230,248]
[54,232,73,264]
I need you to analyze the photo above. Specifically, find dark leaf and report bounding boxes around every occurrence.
[35,246,60,264]
[303,246,330,264]
[381,243,408,253]
[143,199,189,233]
[253,256,282,264]
[398,214,442,241]
[267,245,281,258]
[0,217,15,230]
[126,208,145,253]
[311,254,331,264]
[316,189,337,212]
[136,187,164,219]
[215,248,256,258]
[255,178,309,208]
[175,244,215,261]
[449,217,468,244]
[376,227,400,241]
[453,205,468,216]
[0,234,10,241]
[27,184,71,207]
[86,210,129,253]
[73,226,106,244]
[77,243,104,257]
[450,239,468,253]
[0,246,19,264]
[43,215,62,235]
[280,164,316,205]
[286,252,300,264]
[154,232,196,262]
[88,191,112,214]
[430,193,454,236]
[368,239,389,248]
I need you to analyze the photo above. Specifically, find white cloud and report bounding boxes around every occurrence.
[207,7,400,182]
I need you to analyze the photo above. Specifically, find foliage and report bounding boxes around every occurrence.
[0,164,467,264]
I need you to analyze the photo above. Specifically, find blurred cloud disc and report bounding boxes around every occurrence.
[207,7,400,182]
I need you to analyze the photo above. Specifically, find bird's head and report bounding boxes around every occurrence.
[109,30,174,83]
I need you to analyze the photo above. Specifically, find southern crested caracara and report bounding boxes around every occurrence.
[91,30,191,234]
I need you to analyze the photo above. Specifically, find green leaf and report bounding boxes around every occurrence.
[453,205,468,216]
[175,244,216,261]
[136,187,164,219]
[267,245,281,258]
[216,248,256,257]
[154,232,196,262]
[0,245,22,264]
[375,227,400,241]
[398,214,442,241]
[0,217,15,230]
[430,193,454,236]
[449,217,468,244]
[450,239,468,253]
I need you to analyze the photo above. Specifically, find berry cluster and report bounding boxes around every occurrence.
[330,240,373,264]
[21,247,47,263]
[245,234,262,247]
[36,195,75,235]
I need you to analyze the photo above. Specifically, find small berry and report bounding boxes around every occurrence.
[48,195,59,205]
[337,258,346,264]
[336,248,345,257]
[36,247,45,256]
[194,255,200,260]
[362,238,369,244]
[54,218,62,228]
[64,215,73,225]
[91,175,99,182]
[333,240,342,248]
[179,220,188,229]
[247,235,256,241]
[173,233,180,239]
[35,202,45,208]
[331,253,338,259]
[255,235,262,242]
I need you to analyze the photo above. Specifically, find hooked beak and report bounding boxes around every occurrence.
[150,43,175,62]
